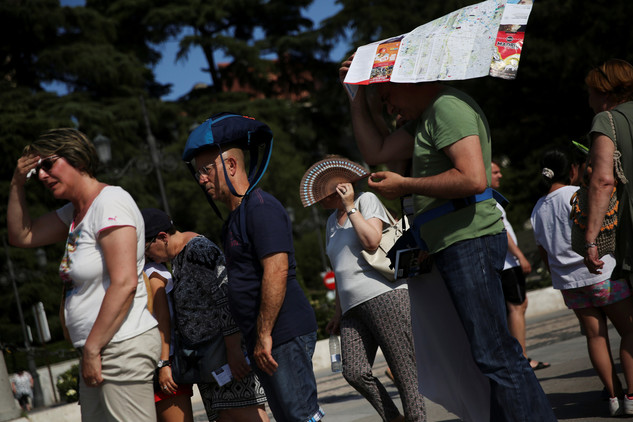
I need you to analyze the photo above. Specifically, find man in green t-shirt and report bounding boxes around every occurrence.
[340,60,556,421]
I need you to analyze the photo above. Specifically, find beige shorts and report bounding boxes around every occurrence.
[79,327,160,422]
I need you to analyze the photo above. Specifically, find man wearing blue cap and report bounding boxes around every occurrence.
[183,113,323,422]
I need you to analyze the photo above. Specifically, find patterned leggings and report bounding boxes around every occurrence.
[341,288,426,422]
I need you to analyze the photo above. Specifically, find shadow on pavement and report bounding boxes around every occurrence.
[539,367,599,382]
[550,389,609,420]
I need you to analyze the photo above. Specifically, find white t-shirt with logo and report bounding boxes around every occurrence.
[57,186,157,347]
[530,185,615,290]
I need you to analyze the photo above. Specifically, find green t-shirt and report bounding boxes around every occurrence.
[589,102,633,277]
[404,86,503,253]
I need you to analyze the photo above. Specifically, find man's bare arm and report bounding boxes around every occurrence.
[253,252,288,375]
[340,57,414,165]
[369,135,488,199]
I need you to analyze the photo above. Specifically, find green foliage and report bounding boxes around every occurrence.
[56,364,79,403]
[3,341,78,376]
[137,0,329,96]
[0,0,63,88]
[310,293,337,341]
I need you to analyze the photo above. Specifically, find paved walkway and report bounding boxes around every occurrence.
[11,308,628,421]
[194,309,625,421]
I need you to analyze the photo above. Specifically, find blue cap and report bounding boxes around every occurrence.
[182,112,275,219]
[182,112,273,162]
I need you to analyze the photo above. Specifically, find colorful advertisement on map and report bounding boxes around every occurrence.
[490,29,526,79]
[490,0,533,79]
[369,39,403,82]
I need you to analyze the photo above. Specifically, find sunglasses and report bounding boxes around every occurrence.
[37,155,61,173]
[27,155,60,180]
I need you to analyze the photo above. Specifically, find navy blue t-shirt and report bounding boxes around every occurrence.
[222,189,317,353]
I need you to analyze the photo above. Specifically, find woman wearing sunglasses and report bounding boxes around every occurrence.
[7,128,160,422]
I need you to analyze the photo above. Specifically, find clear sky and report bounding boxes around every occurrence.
[55,0,348,100]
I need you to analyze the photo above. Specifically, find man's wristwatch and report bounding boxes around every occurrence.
[347,208,357,216]
[157,359,171,368]
[585,242,597,250]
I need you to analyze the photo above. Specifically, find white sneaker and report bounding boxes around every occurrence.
[624,395,633,415]
[609,396,623,416]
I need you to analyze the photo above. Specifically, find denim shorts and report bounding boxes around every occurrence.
[253,332,322,422]
[562,278,632,309]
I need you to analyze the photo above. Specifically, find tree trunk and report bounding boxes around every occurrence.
[198,28,220,93]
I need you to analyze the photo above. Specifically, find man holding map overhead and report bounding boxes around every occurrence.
[339,3,553,417]
[340,57,556,420]
[339,1,553,419]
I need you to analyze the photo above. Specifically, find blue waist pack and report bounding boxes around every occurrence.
[385,188,508,269]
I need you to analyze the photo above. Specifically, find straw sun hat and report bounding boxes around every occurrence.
[300,157,369,207]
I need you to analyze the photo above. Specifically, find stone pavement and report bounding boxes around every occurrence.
[192,309,628,422]
[9,308,630,421]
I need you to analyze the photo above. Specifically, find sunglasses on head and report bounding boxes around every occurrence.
[596,65,612,85]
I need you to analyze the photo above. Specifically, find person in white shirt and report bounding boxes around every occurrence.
[8,128,160,422]
[301,157,425,422]
[11,370,33,411]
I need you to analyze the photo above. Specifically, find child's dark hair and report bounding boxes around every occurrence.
[569,143,588,167]
[539,148,570,191]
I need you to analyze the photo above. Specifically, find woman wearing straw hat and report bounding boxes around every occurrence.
[301,157,426,422]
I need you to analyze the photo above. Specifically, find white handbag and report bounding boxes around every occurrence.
[360,206,406,282]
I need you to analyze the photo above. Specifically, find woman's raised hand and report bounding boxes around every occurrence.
[336,183,355,211]
[13,153,40,185]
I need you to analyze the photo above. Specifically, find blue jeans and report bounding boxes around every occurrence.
[434,233,556,422]
[253,332,321,422]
